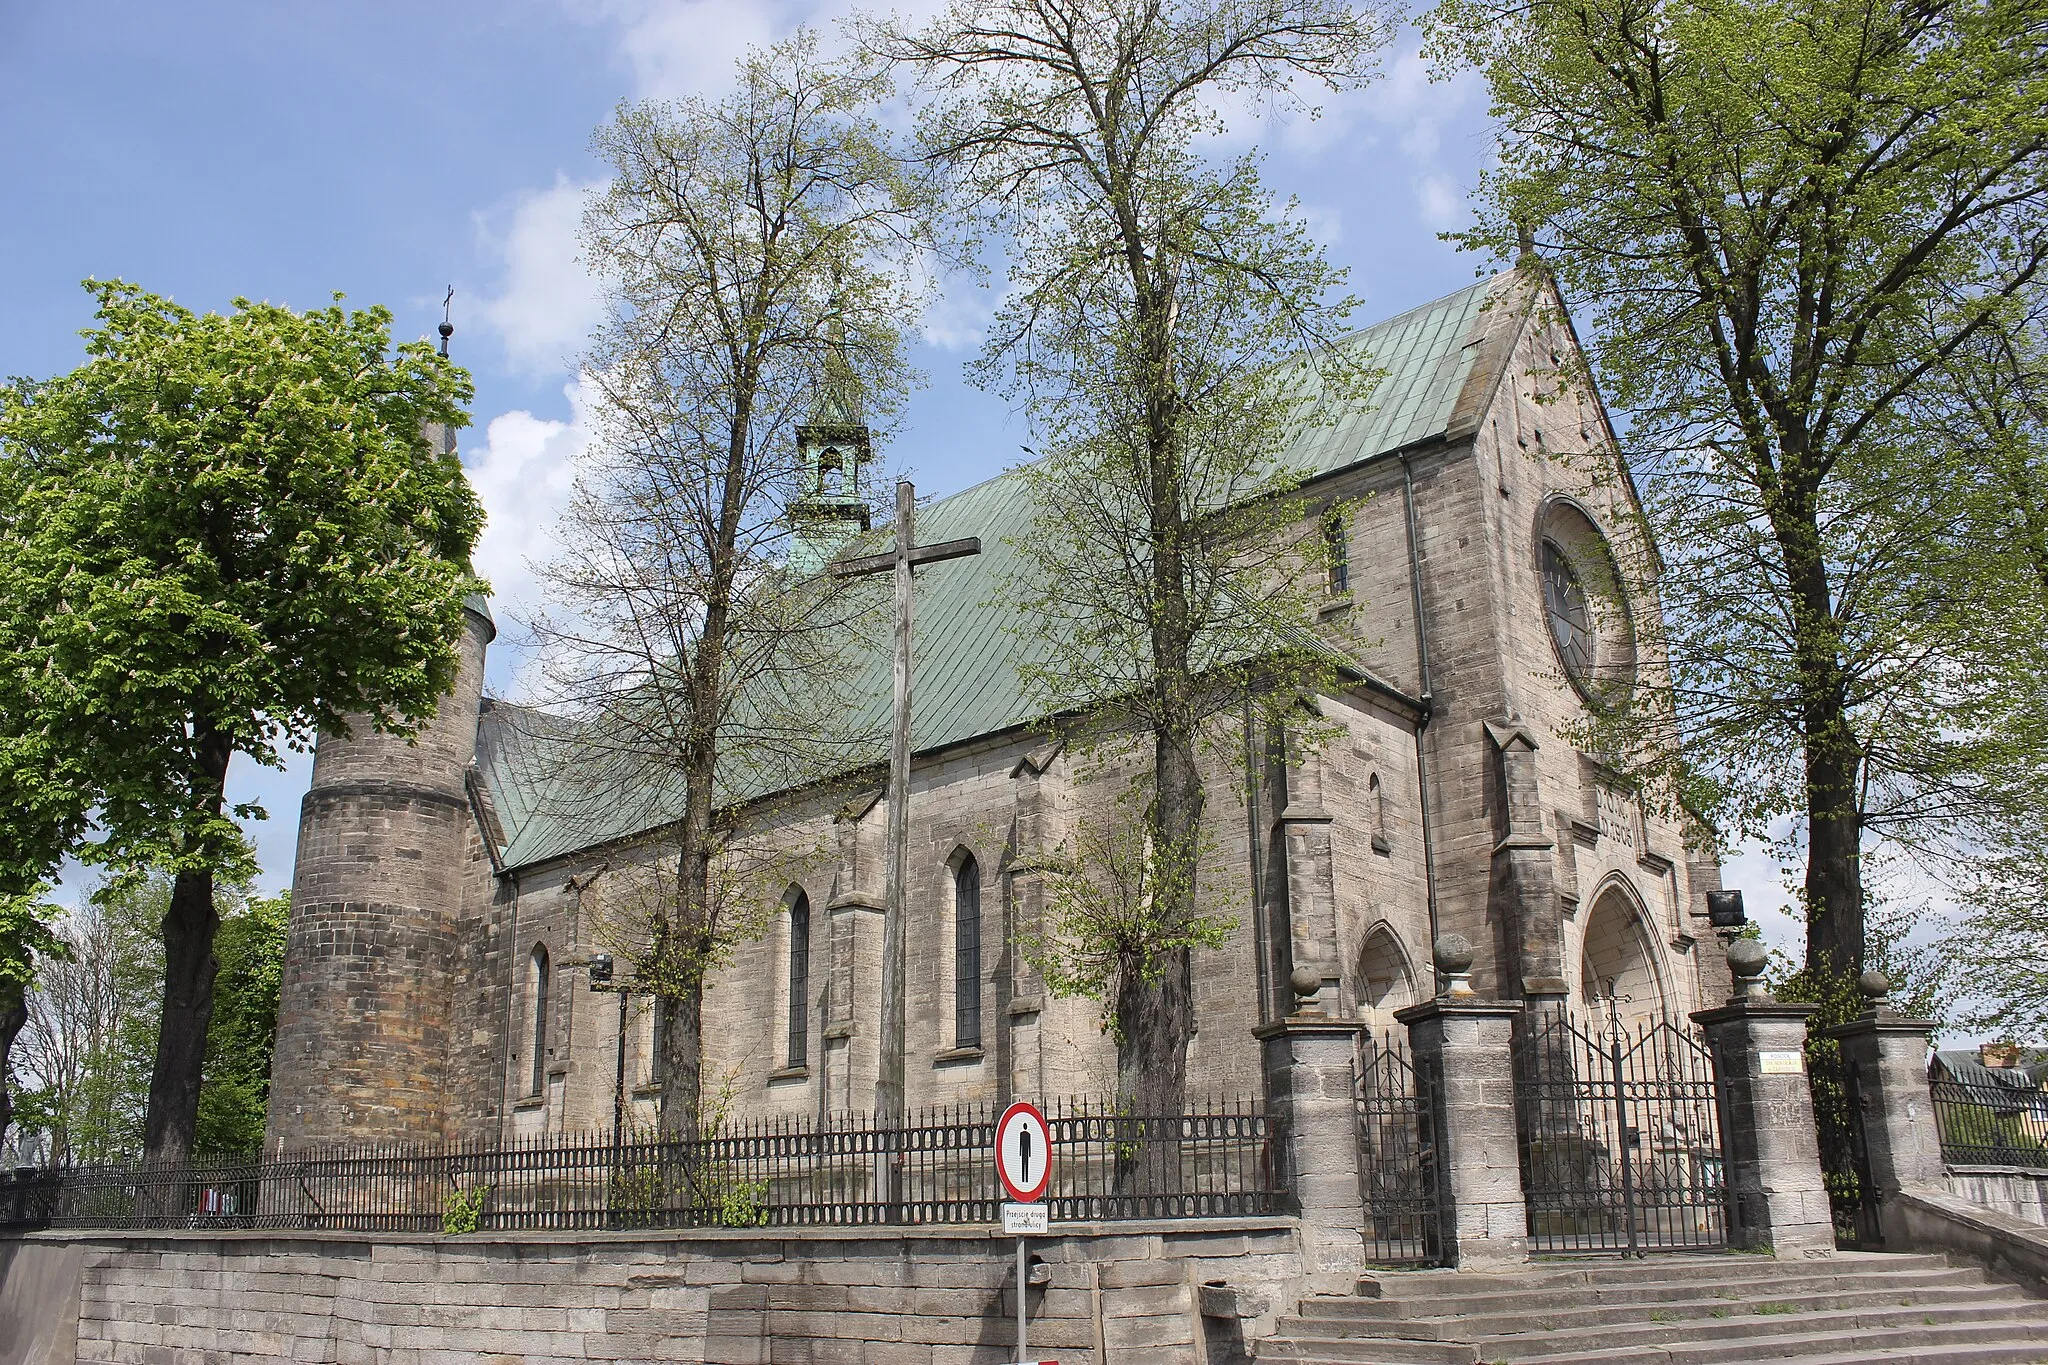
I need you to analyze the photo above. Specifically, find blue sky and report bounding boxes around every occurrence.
[1,0,1818,970]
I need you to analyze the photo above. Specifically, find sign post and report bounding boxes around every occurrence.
[995,1100,1052,1363]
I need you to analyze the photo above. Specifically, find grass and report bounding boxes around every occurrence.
[1755,1302,1800,1316]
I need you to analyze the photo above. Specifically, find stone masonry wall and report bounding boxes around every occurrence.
[1948,1166,2048,1229]
[28,1219,1303,1365]
[269,607,493,1151]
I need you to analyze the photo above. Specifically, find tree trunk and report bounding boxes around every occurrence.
[1804,721,1866,984]
[142,867,221,1165]
[654,396,751,1141]
[142,730,232,1166]
[656,980,705,1141]
[0,979,27,1156]
[1776,483,1866,984]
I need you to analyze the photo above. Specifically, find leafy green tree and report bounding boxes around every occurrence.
[1426,0,2048,984]
[540,32,929,1138]
[194,891,288,1156]
[1913,301,2048,1039]
[0,281,484,1163]
[871,0,1390,1116]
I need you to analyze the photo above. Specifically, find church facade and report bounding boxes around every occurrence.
[264,271,1732,1152]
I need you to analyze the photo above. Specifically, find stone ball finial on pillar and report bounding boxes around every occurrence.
[1289,966,1324,1017]
[1434,934,1476,1001]
[1725,937,1770,1001]
[1858,969,1891,1012]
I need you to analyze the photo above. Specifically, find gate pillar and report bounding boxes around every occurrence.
[1692,941,1834,1256]
[1256,969,1367,1280]
[1398,940,1527,1268]
[1827,972,1943,1244]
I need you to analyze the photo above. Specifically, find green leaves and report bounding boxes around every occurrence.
[1433,0,2048,975]
[0,280,484,880]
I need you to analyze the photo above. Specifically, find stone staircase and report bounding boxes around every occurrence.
[1254,1252,2048,1364]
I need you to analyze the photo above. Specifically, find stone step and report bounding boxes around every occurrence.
[1309,1265,1990,1322]
[1485,1317,2048,1364]
[1356,1252,1953,1298]
[1470,1298,2048,1358]
[1253,1334,1479,1364]
[1770,1348,2048,1365]
[1260,1253,2048,1365]
[1280,1282,2032,1340]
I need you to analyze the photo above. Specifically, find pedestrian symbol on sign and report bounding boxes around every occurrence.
[995,1101,1051,1204]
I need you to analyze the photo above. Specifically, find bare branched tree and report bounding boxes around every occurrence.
[525,30,934,1137]
[866,0,1392,1119]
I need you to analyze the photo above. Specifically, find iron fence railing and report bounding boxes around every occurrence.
[0,1097,1278,1233]
[1513,1010,1728,1255]
[1354,1030,1439,1266]
[1933,1077,2048,1168]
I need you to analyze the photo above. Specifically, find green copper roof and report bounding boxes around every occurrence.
[481,275,1508,871]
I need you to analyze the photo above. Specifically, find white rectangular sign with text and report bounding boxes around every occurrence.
[1001,1202,1049,1235]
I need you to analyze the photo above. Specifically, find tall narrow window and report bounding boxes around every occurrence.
[1324,511,1350,594]
[646,998,665,1088]
[954,855,982,1048]
[529,945,550,1097]
[786,893,811,1069]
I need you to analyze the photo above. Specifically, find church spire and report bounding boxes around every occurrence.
[789,282,874,576]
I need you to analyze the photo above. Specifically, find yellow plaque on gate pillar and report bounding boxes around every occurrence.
[1758,1050,1805,1075]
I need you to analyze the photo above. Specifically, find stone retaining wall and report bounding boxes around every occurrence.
[1947,1165,2048,1229]
[5,1218,1304,1364]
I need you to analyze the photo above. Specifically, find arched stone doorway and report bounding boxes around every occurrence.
[1578,883,1670,1026]
[1355,923,1419,1031]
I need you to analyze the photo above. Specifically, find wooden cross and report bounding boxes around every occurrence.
[831,480,980,1140]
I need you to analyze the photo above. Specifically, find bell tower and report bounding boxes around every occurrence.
[265,299,491,1151]
[788,298,873,576]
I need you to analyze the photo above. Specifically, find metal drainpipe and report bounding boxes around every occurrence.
[1400,453,1443,963]
[1244,691,1270,1024]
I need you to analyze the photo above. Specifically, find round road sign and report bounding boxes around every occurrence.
[995,1100,1051,1204]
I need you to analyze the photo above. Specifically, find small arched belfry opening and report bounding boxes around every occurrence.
[1355,923,1418,1030]
[1578,882,1670,1027]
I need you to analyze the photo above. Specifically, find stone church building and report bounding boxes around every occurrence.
[264,270,1732,1152]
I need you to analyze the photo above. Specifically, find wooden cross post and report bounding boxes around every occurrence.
[831,480,980,1199]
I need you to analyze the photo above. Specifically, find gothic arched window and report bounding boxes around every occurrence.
[787,892,811,1069]
[953,854,982,1049]
[529,944,551,1097]
[1324,510,1350,594]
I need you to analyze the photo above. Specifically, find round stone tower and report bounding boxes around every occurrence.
[264,592,494,1152]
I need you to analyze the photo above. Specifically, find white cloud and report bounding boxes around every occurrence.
[1415,175,1462,230]
[464,381,593,642]
[558,0,912,101]
[596,0,787,100]
[475,175,606,377]
[1298,203,1344,248]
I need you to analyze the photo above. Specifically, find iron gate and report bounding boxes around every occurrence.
[1354,1031,1440,1265]
[1808,1039,1882,1247]
[1513,1009,1728,1253]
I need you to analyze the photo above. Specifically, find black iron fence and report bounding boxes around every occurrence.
[1513,1009,1728,1254]
[1933,1077,2048,1168]
[1807,1038,1882,1248]
[1354,1030,1439,1266]
[0,1097,1278,1234]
